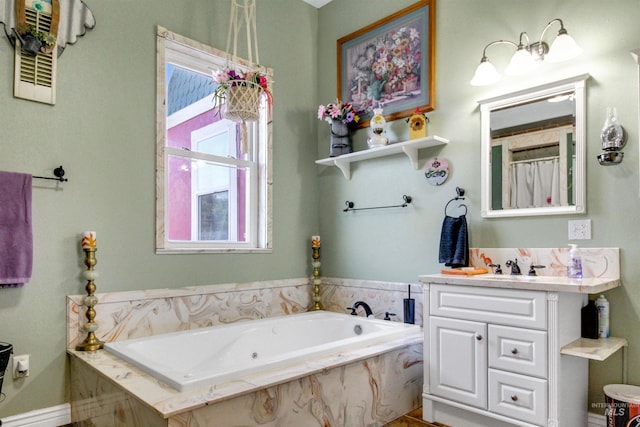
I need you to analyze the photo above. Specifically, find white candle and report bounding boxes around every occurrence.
[311,235,320,248]
[82,231,97,249]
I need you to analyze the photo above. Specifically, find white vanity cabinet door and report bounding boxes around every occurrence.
[488,368,548,426]
[488,324,547,378]
[430,316,487,409]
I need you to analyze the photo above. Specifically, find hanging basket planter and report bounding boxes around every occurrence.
[212,69,272,153]
[214,0,273,153]
[223,81,263,122]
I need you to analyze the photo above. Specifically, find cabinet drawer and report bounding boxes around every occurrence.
[489,369,548,426]
[430,284,547,329]
[489,325,547,378]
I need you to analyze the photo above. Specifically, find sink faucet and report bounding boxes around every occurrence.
[348,301,373,317]
[505,259,521,275]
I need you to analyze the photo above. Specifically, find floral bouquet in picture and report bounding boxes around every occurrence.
[318,101,360,157]
[212,68,272,122]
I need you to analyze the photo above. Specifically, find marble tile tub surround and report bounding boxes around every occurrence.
[67,277,421,349]
[468,247,620,279]
[67,278,424,425]
[70,339,423,426]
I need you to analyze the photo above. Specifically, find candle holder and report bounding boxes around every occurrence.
[310,245,322,311]
[75,247,104,351]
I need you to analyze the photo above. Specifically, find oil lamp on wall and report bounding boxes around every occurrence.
[367,107,389,148]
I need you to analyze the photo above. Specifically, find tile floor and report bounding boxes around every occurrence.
[384,408,450,427]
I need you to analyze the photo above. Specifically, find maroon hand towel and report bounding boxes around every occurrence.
[0,171,33,288]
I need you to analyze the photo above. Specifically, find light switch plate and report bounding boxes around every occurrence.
[568,219,591,240]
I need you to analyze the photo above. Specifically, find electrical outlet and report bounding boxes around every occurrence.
[568,219,592,240]
[13,354,29,379]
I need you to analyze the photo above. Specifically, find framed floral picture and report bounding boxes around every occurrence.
[337,0,435,128]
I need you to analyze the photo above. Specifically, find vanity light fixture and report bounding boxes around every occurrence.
[470,18,582,86]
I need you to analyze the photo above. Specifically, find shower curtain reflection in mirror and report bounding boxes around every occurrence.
[510,158,560,208]
[492,125,575,211]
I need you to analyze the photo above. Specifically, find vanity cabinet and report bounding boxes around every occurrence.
[423,283,587,427]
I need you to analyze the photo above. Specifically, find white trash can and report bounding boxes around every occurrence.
[604,384,640,427]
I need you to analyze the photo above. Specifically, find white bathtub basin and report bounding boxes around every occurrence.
[104,310,420,392]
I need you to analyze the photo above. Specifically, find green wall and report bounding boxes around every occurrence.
[1,0,639,419]
[0,0,319,417]
[317,0,640,414]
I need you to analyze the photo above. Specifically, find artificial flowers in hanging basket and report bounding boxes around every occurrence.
[212,69,272,122]
[212,68,272,154]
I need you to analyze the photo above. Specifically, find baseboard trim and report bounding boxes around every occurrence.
[588,411,606,427]
[0,403,70,427]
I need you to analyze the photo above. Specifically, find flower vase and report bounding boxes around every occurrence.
[329,120,352,157]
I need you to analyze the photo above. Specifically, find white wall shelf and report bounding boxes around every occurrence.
[561,336,628,382]
[315,135,449,179]
[561,336,628,360]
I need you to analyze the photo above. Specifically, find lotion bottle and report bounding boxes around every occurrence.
[567,244,583,278]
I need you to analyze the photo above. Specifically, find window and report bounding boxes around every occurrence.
[156,28,272,253]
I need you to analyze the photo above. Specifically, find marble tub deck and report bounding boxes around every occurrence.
[69,331,423,425]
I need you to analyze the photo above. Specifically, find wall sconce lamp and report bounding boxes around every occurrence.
[470,18,582,86]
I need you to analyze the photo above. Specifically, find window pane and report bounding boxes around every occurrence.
[199,191,229,240]
[166,155,249,243]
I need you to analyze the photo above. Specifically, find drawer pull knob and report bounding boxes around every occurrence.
[511,395,518,402]
[476,334,483,341]
[511,348,519,355]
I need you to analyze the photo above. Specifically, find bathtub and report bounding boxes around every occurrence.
[104,310,420,392]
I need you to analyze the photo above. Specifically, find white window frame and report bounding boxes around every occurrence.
[156,27,272,254]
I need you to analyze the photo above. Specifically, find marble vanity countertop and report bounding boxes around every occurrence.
[419,274,620,294]
[68,330,423,419]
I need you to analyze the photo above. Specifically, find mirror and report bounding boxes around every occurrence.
[479,74,589,218]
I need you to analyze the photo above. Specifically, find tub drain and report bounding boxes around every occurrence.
[354,325,363,335]
[251,352,259,359]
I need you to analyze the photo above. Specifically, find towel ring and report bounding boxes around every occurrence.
[444,187,467,217]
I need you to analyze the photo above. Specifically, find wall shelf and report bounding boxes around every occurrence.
[560,336,628,361]
[315,135,449,179]
[561,336,628,383]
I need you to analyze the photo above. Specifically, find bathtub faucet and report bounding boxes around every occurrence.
[348,301,373,317]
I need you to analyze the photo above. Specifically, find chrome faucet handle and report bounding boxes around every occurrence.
[505,259,521,275]
[488,263,502,274]
[528,264,546,276]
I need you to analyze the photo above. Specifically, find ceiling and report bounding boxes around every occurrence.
[301,0,333,8]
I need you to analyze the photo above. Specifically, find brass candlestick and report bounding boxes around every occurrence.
[75,248,104,351]
[310,245,322,311]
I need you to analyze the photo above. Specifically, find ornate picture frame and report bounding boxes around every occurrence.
[337,0,435,128]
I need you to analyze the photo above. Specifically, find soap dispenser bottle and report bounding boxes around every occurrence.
[567,244,582,279]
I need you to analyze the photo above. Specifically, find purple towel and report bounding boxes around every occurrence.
[0,171,33,288]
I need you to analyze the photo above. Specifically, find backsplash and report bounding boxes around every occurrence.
[468,247,620,279]
[67,277,423,349]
